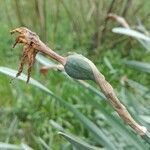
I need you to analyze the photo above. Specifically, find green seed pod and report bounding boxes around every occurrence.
[64,54,96,81]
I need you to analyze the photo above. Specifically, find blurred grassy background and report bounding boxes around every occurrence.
[0,0,150,149]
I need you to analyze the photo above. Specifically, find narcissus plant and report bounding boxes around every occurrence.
[11,27,150,144]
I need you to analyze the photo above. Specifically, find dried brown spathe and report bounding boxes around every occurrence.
[11,27,40,82]
[16,44,38,83]
[11,27,66,82]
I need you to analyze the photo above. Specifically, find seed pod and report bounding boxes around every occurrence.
[64,54,97,81]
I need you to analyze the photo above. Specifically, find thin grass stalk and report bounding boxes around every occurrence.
[4,0,13,28]
[121,0,132,17]
[43,0,47,41]
[34,0,46,41]
[100,0,116,43]
[53,0,60,43]
[92,0,100,49]
[60,0,81,44]
[77,0,86,26]
[14,0,24,26]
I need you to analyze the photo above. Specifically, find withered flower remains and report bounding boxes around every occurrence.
[11,27,66,82]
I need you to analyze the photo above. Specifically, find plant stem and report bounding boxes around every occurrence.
[93,68,150,143]
[33,39,66,65]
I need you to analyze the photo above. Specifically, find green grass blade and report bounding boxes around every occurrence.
[36,54,54,66]
[0,67,52,94]
[58,132,102,150]
[123,60,150,73]
[126,79,149,93]
[140,115,150,124]
[103,57,117,74]
[36,137,51,150]
[49,120,64,131]
[112,27,150,42]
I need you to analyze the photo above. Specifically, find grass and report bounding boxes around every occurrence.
[0,0,150,149]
